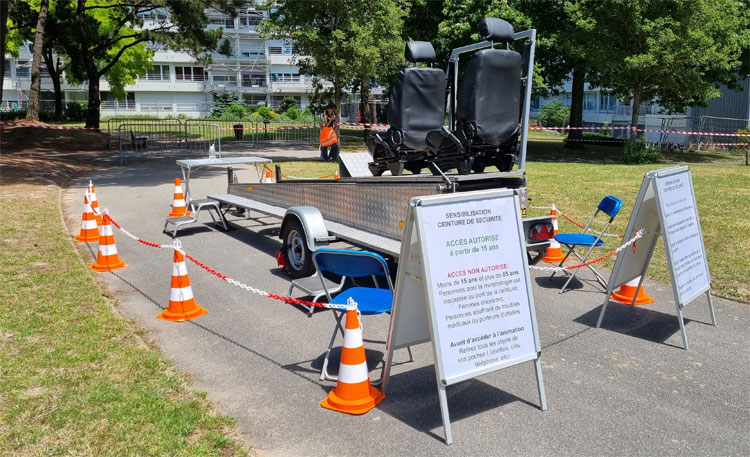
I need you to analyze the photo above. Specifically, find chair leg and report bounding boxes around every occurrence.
[550,248,574,279]
[320,311,345,381]
[568,246,608,287]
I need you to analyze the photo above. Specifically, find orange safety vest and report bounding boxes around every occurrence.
[319,126,338,147]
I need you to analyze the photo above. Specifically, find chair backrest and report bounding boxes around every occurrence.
[456,18,521,147]
[313,248,391,282]
[598,195,623,219]
[386,41,446,150]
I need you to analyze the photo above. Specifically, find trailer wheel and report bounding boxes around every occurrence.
[281,219,314,278]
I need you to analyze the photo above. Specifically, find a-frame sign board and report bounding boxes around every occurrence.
[381,189,546,445]
[596,166,716,350]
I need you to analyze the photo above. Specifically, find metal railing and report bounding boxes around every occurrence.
[116,121,221,165]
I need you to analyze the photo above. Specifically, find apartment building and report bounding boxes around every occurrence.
[1,5,323,118]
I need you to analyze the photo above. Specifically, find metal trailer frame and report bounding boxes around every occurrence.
[447,28,536,170]
[210,169,551,278]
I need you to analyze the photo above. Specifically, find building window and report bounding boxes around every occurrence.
[15,61,30,78]
[213,74,237,83]
[240,49,264,59]
[269,46,293,55]
[240,16,262,27]
[145,65,169,81]
[583,93,597,112]
[530,96,541,110]
[101,92,136,110]
[175,66,205,81]
[4,60,10,75]
[599,92,616,112]
[243,94,267,105]
[241,73,266,87]
[271,73,300,83]
[209,17,234,28]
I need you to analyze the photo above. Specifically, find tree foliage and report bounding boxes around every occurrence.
[568,0,750,126]
[260,0,407,124]
[52,0,242,128]
[436,0,546,94]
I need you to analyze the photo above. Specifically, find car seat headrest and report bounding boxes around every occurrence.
[405,41,437,63]
[480,17,515,43]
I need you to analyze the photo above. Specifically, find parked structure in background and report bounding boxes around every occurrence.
[531,79,750,146]
[1,3,382,121]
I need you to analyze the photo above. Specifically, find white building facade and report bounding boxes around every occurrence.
[1,5,325,118]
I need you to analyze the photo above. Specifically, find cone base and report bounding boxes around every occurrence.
[89,260,127,272]
[611,287,655,306]
[167,210,192,217]
[321,385,385,415]
[542,252,567,263]
[157,304,207,322]
[75,233,100,242]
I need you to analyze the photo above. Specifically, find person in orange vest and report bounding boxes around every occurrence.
[319,103,340,162]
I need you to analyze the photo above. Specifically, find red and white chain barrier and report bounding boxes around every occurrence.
[104,212,350,310]
[2,120,101,131]
[529,228,645,272]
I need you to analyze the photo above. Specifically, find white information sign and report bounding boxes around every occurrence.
[655,169,710,305]
[382,189,546,445]
[597,166,715,350]
[418,195,538,383]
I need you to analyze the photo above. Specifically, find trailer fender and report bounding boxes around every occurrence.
[280,206,332,252]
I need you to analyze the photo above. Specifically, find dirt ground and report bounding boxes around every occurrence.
[0,125,112,185]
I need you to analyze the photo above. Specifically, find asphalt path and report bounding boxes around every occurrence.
[63,150,750,457]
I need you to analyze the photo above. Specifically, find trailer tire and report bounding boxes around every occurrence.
[281,219,314,278]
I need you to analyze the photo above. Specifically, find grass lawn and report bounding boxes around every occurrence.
[274,137,750,302]
[0,181,247,456]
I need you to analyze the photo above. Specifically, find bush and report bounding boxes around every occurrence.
[284,105,300,120]
[537,99,570,127]
[256,106,278,121]
[278,96,297,113]
[225,104,246,119]
[65,101,88,121]
[623,134,661,164]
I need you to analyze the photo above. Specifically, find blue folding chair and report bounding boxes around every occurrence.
[313,248,411,383]
[551,195,622,293]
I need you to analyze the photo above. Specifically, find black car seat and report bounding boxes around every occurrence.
[367,41,447,176]
[456,17,522,173]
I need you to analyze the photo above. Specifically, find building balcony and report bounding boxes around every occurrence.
[270,81,310,93]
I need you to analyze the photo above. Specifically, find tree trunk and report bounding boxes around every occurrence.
[0,0,9,109]
[27,0,50,121]
[631,84,642,130]
[359,78,372,141]
[565,68,586,150]
[86,75,101,128]
[42,48,63,120]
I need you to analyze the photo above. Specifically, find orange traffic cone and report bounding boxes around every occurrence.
[321,300,385,415]
[167,177,191,217]
[157,241,207,322]
[334,170,340,180]
[542,203,566,263]
[263,168,274,183]
[89,210,127,271]
[88,180,103,225]
[610,276,654,306]
[74,194,100,242]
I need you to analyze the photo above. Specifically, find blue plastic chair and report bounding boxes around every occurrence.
[551,195,622,293]
[313,248,411,383]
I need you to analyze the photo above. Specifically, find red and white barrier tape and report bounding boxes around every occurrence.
[531,125,750,138]
[529,229,644,272]
[103,213,350,310]
[2,120,101,131]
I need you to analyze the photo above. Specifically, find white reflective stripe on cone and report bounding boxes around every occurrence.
[624,277,641,287]
[549,238,561,249]
[174,186,183,192]
[338,361,368,384]
[172,261,188,277]
[99,244,118,256]
[343,329,363,349]
[170,286,194,301]
[172,198,186,206]
[82,220,98,229]
[99,224,114,236]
